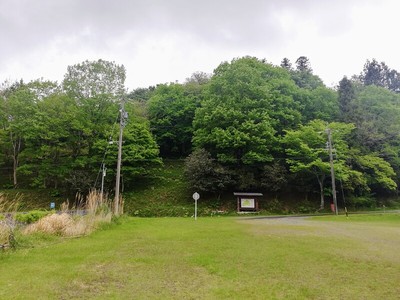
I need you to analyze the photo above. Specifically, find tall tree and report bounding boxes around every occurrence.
[94,112,162,190]
[192,57,307,190]
[185,71,211,85]
[280,58,292,70]
[295,56,313,73]
[184,148,234,195]
[0,82,37,187]
[291,56,324,89]
[361,59,385,87]
[63,59,126,100]
[62,59,126,157]
[18,92,85,189]
[360,59,400,92]
[193,57,303,165]
[148,83,200,157]
[283,120,361,209]
[301,87,339,122]
[127,86,155,103]
[338,76,355,121]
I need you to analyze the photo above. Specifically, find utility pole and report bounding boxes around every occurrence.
[100,163,106,203]
[326,128,338,215]
[114,99,128,215]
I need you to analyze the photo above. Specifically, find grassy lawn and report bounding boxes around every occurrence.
[1,215,400,299]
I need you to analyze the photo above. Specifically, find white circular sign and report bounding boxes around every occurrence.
[192,192,200,201]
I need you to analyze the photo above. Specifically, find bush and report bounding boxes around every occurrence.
[23,190,113,237]
[0,223,10,246]
[15,210,51,224]
[347,195,376,209]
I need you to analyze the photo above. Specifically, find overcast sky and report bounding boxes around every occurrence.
[1,0,399,90]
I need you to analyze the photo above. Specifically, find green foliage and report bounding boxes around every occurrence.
[96,119,162,189]
[2,56,400,205]
[301,87,339,122]
[193,57,301,166]
[127,86,155,103]
[290,56,325,90]
[15,210,51,224]
[148,83,200,157]
[352,153,397,191]
[359,58,400,92]
[62,59,126,99]
[260,162,288,191]
[0,82,40,187]
[338,76,355,121]
[0,60,164,192]
[351,85,400,150]
[283,120,357,208]
[184,149,234,194]
[346,195,376,209]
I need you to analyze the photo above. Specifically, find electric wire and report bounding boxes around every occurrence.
[93,111,120,188]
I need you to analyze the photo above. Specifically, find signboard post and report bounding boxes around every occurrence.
[192,192,200,220]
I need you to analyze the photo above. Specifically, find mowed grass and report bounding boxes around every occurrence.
[1,215,400,299]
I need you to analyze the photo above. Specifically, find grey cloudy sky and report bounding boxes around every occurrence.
[1,0,399,90]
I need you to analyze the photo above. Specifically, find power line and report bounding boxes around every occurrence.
[93,112,120,188]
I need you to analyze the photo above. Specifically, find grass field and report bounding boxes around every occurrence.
[1,214,399,299]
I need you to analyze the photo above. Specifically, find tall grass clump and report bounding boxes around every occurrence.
[24,190,112,237]
[0,193,21,249]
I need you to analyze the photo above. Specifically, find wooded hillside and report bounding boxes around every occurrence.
[1,56,400,210]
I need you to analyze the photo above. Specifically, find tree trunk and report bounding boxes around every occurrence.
[11,135,21,189]
[316,174,325,210]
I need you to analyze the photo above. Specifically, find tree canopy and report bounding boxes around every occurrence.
[1,56,400,210]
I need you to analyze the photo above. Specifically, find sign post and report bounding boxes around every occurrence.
[192,192,200,220]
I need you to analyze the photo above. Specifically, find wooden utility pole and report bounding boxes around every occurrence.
[100,163,106,203]
[326,128,338,215]
[114,99,127,215]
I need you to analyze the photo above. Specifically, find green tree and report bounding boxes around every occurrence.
[62,59,126,168]
[92,102,161,191]
[0,82,37,188]
[291,56,324,90]
[295,56,313,73]
[351,85,400,152]
[19,92,85,189]
[148,83,201,157]
[338,76,355,122]
[351,152,397,192]
[283,120,359,209]
[193,56,303,162]
[127,86,155,103]
[184,148,234,195]
[347,85,400,185]
[280,58,292,70]
[301,87,339,122]
[63,59,126,100]
[360,59,400,92]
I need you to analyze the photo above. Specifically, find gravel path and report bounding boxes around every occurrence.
[238,214,400,263]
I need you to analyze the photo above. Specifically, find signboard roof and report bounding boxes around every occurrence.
[233,192,263,197]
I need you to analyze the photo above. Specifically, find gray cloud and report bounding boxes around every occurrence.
[0,0,395,87]
[1,0,367,58]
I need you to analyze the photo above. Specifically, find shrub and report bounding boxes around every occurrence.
[0,223,9,246]
[15,210,50,224]
[23,190,112,237]
[24,213,73,236]
[347,195,376,209]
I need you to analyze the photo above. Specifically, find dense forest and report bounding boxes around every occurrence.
[1,56,400,209]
